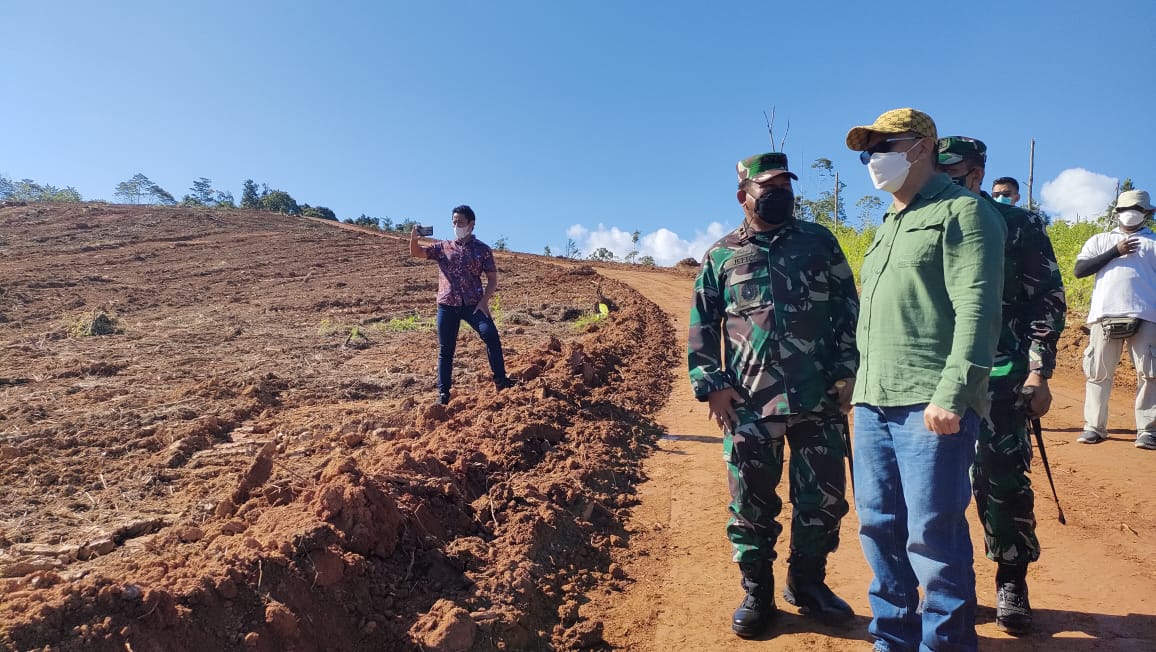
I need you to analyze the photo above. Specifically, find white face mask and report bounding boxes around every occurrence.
[454,224,473,240]
[1119,209,1147,228]
[867,151,914,192]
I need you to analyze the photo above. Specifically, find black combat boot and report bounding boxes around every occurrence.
[995,562,1032,635]
[782,554,854,624]
[733,561,777,638]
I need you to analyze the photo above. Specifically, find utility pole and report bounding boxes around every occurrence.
[834,171,840,231]
[1027,138,1035,211]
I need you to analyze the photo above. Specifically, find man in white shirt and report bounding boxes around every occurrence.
[1073,189,1156,450]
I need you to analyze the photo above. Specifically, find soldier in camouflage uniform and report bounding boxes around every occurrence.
[937,136,1067,635]
[688,152,859,638]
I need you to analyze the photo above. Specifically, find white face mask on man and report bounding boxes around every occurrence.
[454,224,473,240]
[865,137,924,193]
[867,150,915,193]
[1118,209,1147,228]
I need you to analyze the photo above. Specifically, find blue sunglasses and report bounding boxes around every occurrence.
[859,136,923,165]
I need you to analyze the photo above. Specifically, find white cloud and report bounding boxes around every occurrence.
[1040,168,1118,222]
[565,222,731,266]
[565,224,589,240]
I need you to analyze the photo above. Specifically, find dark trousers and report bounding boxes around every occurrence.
[436,303,508,396]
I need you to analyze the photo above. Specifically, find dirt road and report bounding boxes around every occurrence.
[584,266,1156,651]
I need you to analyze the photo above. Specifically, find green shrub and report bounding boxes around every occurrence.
[69,311,120,337]
[489,293,503,326]
[573,311,607,331]
[833,225,877,285]
[1047,220,1101,315]
[373,314,435,332]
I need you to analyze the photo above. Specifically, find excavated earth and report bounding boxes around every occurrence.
[0,203,676,651]
[7,203,1154,652]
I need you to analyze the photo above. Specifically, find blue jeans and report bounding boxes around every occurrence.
[853,404,979,652]
[436,303,509,396]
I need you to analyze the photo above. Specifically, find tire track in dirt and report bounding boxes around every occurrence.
[584,265,1156,651]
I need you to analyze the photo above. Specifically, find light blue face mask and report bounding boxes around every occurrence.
[993,195,1014,205]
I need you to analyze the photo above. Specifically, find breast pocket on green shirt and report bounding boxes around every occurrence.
[726,260,771,315]
[894,223,943,267]
[859,236,884,282]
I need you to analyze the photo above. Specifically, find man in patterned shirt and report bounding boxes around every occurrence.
[937,136,1066,635]
[410,205,514,405]
[688,151,859,638]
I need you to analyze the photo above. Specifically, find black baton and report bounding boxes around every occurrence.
[834,380,854,497]
[1028,416,1066,525]
[842,414,855,497]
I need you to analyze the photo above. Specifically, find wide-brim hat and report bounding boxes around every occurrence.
[1118,189,1153,211]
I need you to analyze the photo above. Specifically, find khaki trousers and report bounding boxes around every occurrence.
[1082,318,1156,436]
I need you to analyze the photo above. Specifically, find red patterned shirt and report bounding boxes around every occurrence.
[424,235,496,306]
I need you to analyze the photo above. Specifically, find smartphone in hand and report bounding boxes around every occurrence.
[417,225,434,237]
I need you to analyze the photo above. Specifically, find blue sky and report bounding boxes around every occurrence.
[5,1,1154,264]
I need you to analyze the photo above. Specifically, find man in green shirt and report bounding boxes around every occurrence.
[845,108,1006,652]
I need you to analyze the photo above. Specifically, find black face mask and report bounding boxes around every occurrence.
[948,168,972,189]
[755,187,795,225]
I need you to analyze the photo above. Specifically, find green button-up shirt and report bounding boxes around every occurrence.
[852,173,1007,416]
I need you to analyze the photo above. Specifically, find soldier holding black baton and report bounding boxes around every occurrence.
[937,137,1067,636]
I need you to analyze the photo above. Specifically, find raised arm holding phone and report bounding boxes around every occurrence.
[409,204,514,405]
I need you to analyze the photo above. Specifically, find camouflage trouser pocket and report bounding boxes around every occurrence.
[979,402,1032,474]
[725,418,787,561]
[974,402,1039,563]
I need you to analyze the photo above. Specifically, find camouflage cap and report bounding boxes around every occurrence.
[845,108,938,151]
[937,136,987,166]
[737,152,799,183]
[1117,189,1153,211]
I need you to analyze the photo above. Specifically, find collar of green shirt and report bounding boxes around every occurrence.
[884,173,953,221]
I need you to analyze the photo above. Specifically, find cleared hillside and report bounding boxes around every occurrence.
[0,203,675,651]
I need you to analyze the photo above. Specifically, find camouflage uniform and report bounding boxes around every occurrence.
[688,160,859,564]
[974,194,1066,564]
[939,137,1067,565]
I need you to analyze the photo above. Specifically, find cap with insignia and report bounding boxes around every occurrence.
[737,152,799,183]
[937,136,988,166]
